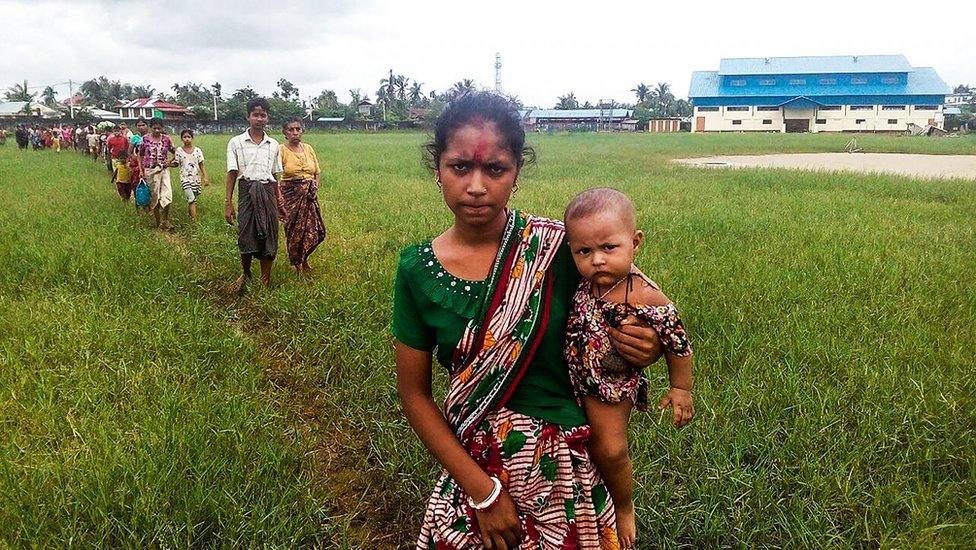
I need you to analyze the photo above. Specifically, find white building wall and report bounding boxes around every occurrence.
[692,104,944,132]
[692,106,785,132]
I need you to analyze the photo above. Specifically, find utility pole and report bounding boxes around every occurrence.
[213,95,218,121]
[68,79,75,119]
[386,68,393,122]
[495,52,502,92]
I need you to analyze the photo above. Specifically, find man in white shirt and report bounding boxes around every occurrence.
[225,97,283,291]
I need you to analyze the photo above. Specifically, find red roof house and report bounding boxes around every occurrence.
[116,98,193,120]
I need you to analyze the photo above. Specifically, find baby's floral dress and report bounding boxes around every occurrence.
[565,275,692,410]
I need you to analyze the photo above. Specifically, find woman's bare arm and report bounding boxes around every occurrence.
[396,342,522,548]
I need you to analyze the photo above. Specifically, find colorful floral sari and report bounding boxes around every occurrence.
[418,210,618,550]
[279,178,326,266]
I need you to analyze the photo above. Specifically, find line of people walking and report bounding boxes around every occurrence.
[93,100,327,290]
[9,102,327,290]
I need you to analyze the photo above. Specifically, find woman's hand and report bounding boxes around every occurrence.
[475,490,522,550]
[608,315,663,367]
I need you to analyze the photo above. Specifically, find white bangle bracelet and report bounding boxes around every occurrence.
[467,476,502,511]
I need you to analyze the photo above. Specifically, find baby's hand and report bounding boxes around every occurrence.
[658,387,694,427]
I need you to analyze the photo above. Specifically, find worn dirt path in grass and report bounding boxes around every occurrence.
[673,153,976,180]
[158,231,407,548]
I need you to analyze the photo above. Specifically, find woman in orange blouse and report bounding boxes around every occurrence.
[278,118,326,276]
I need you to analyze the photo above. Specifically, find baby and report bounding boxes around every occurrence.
[563,187,695,549]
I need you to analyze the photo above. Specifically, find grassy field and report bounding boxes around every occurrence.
[1,131,974,547]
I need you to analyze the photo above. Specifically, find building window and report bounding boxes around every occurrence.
[914,105,938,110]
[887,119,898,124]
[759,79,776,86]
[697,106,719,112]
[732,120,742,125]
[762,119,773,125]
[819,78,837,85]
[882,105,905,111]
[881,77,899,84]
[726,106,750,112]
[851,77,868,85]
[855,119,866,124]
[789,79,806,86]
[850,105,874,111]
[819,106,842,111]
[757,106,780,111]
[816,119,827,124]
[730,79,747,86]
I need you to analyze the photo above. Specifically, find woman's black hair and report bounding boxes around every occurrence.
[246,97,271,115]
[425,91,534,171]
[150,119,162,128]
[136,117,148,125]
[180,128,193,138]
[281,117,303,130]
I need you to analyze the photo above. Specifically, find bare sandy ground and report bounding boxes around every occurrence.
[673,153,976,181]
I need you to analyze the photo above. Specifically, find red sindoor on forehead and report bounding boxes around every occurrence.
[472,138,491,164]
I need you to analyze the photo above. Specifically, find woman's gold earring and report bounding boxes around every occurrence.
[513,181,520,194]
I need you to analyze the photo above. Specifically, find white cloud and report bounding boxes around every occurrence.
[2,0,973,107]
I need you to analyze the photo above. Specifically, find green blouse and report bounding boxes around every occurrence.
[392,241,586,427]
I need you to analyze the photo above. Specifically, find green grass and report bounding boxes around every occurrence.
[1,131,975,547]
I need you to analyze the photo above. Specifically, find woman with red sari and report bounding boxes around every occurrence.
[393,92,662,549]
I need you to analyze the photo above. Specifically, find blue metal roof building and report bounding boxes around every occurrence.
[688,55,950,133]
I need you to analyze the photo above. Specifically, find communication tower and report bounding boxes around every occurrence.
[495,52,502,92]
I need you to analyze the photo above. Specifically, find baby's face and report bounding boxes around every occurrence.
[566,210,643,287]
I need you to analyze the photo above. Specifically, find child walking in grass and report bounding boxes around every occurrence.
[174,129,207,221]
[563,187,695,549]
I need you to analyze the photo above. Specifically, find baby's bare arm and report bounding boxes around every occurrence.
[630,276,696,425]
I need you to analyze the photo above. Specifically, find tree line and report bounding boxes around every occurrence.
[553,82,693,124]
[3,74,490,123]
[5,73,699,124]
[8,76,972,123]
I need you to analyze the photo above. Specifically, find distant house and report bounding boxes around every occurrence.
[61,93,85,108]
[408,106,430,121]
[357,99,373,117]
[520,108,634,131]
[90,108,122,120]
[689,55,951,133]
[945,92,973,106]
[116,98,193,120]
[0,101,60,118]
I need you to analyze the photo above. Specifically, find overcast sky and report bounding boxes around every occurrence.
[2,0,974,108]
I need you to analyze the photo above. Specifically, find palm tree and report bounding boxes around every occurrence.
[349,88,362,106]
[652,82,674,114]
[408,81,424,104]
[41,86,58,106]
[379,70,396,107]
[133,85,155,98]
[80,78,106,107]
[394,75,409,101]
[4,80,35,102]
[631,83,650,104]
[446,79,476,101]
[555,92,579,110]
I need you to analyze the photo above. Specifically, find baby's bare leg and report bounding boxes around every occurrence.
[584,396,637,548]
